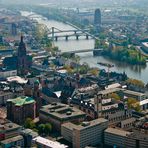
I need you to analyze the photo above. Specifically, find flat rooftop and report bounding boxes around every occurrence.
[7,96,35,106]
[105,128,131,137]
[62,118,108,130]
[33,136,68,148]
[1,135,23,144]
[98,88,122,95]
[123,89,146,97]
[40,103,86,120]
[0,118,21,133]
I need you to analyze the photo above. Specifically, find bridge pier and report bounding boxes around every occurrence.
[93,49,103,56]
[76,35,79,40]
[74,31,77,34]
[86,35,89,40]
[55,36,58,41]
[65,35,68,41]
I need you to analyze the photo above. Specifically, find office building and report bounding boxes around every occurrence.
[0,135,24,148]
[7,96,36,124]
[104,128,148,148]
[104,128,131,148]
[0,119,22,141]
[39,103,86,131]
[61,118,108,148]
[20,129,38,148]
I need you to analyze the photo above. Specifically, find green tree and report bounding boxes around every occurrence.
[44,123,52,135]
[38,124,45,135]
[24,118,36,129]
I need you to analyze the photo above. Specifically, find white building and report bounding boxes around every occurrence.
[0,69,17,78]
[33,136,68,148]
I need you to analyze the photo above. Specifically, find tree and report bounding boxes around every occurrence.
[44,123,52,135]
[127,98,141,112]
[90,68,99,76]
[79,63,89,74]
[109,93,121,101]
[126,78,145,88]
[38,124,45,135]
[64,65,73,74]
[24,118,36,129]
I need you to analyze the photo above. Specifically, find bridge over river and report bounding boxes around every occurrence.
[48,27,99,41]
[61,48,103,55]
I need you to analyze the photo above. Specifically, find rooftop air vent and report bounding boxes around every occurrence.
[66,111,72,115]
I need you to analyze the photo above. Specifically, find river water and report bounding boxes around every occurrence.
[21,11,148,83]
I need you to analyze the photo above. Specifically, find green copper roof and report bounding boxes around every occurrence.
[7,96,35,106]
[34,79,40,85]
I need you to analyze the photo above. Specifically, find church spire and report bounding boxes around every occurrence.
[21,35,23,42]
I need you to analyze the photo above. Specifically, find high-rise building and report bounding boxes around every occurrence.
[11,23,17,36]
[94,9,101,25]
[94,9,101,33]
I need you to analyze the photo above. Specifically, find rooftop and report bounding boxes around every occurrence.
[0,118,21,133]
[40,103,86,120]
[7,76,28,84]
[98,88,122,95]
[1,135,23,144]
[62,118,108,130]
[142,42,148,48]
[33,136,68,148]
[105,128,131,137]
[123,89,146,97]
[7,96,35,106]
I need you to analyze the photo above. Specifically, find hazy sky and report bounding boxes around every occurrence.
[1,0,148,6]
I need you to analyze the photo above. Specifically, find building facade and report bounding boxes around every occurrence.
[39,103,86,131]
[7,96,36,124]
[62,118,108,148]
[0,135,24,148]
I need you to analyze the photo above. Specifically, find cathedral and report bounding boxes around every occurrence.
[17,35,32,75]
[3,36,32,76]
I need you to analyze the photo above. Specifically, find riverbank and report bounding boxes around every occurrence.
[21,11,148,83]
[102,47,147,65]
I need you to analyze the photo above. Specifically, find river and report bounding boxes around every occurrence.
[21,11,148,83]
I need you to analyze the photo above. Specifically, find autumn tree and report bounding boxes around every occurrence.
[126,78,145,88]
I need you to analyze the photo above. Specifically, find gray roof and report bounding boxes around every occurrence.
[62,118,108,130]
[1,135,23,144]
[40,103,86,120]
[105,128,131,137]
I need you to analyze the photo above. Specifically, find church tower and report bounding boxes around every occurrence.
[17,36,32,75]
[33,80,42,117]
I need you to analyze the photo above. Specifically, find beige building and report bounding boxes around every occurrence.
[61,118,108,148]
[104,128,131,148]
[39,103,86,131]
[0,135,24,148]
[104,128,148,148]
[0,119,22,141]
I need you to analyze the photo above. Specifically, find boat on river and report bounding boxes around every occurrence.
[97,62,114,68]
